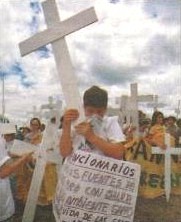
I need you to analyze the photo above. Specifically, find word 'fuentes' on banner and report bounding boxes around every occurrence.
[53,150,141,222]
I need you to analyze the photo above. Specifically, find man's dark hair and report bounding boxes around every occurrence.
[83,85,108,108]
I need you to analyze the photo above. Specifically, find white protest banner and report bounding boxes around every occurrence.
[9,133,62,164]
[54,150,141,222]
[9,139,37,156]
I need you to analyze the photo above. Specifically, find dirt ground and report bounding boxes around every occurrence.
[134,195,181,222]
[13,202,56,222]
[13,195,181,222]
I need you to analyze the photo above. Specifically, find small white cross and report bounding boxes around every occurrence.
[40,96,62,120]
[152,133,181,201]
[120,83,154,135]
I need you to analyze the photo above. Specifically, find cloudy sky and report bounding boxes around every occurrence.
[0,0,180,124]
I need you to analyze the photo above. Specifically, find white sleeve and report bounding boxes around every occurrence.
[0,136,10,168]
[0,156,11,168]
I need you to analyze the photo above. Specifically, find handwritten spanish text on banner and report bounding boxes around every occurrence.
[54,150,141,222]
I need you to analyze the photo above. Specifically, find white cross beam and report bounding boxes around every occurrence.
[18,0,98,222]
[41,96,54,110]
[40,96,62,120]
[129,83,139,136]
[20,2,97,119]
[120,83,154,135]
[152,133,181,202]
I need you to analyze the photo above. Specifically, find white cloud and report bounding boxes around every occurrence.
[0,0,180,124]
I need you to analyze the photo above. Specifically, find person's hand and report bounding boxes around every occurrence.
[21,152,34,163]
[63,109,79,124]
[75,122,93,138]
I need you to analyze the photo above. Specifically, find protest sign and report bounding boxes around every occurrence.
[9,139,37,156]
[54,150,141,222]
[9,138,62,164]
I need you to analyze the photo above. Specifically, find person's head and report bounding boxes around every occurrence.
[167,116,176,126]
[4,133,15,142]
[30,117,41,132]
[139,118,151,132]
[0,123,16,142]
[83,85,108,117]
[151,111,164,126]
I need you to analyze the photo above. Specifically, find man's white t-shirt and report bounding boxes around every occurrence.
[0,136,15,221]
[72,116,125,155]
[53,116,125,221]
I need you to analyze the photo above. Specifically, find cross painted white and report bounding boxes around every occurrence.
[19,1,97,120]
[120,83,154,135]
[40,96,62,120]
[18,0,98,221]
[152,133,181,201]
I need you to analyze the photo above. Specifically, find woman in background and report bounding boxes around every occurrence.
[147,111,167,149]
[16,118,57,220]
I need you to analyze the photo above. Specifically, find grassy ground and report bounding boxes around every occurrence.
[13,195,181,222]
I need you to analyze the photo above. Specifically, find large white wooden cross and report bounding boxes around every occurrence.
[146,95,167,112]
[18,0,98,221]
[20,0,97,121]
[120,83,154,136]
[152,133,181,202]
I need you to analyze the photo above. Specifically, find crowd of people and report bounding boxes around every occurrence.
[0,85,181,222]
[123,110,181,148]
[0,117,59,221]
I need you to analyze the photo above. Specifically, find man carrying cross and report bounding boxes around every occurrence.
[53,85,126,221]
[17,0,142,218]
[18,0,99,221]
